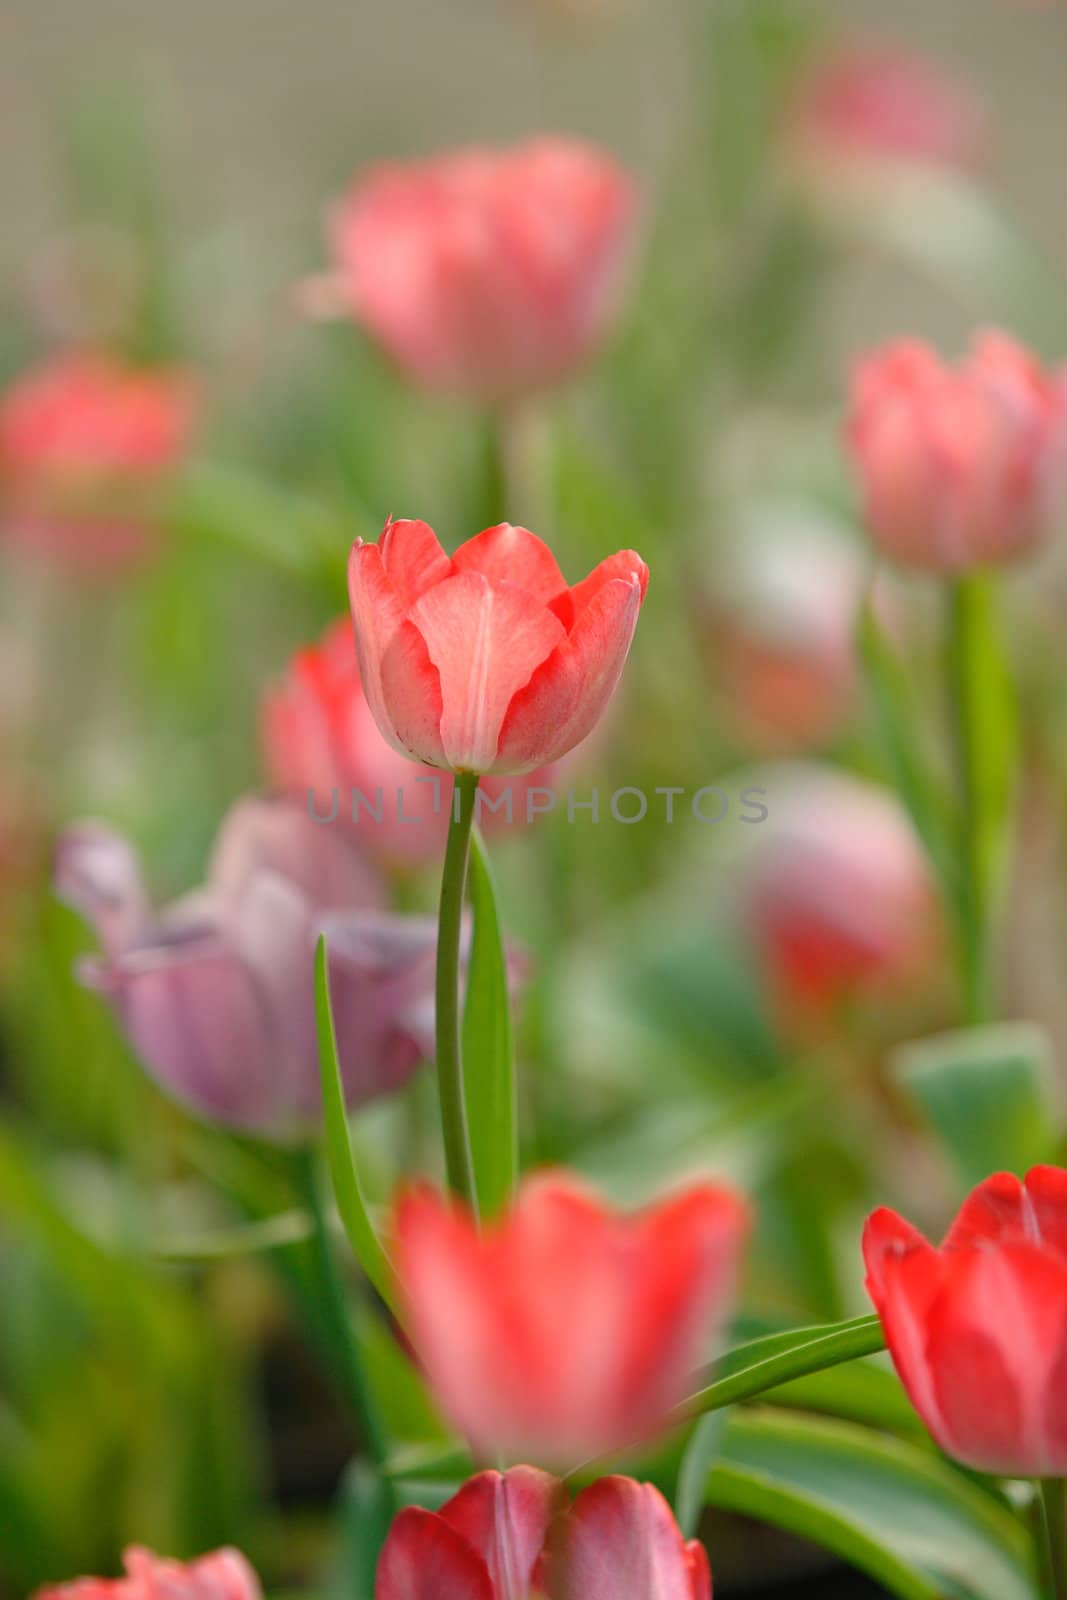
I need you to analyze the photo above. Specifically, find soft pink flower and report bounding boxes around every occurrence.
[392,1170,749,1466]
[263,617,559,863]
[55,796,441,1136]
[0,353,195,572]
[35,1546,261,1600]
[348,518,647,776]
[375,1469,710,1600]
[317,138,637,403]
[846,332,1067,572]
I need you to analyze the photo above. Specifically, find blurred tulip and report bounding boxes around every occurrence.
[0,352,195,573]
[743,766,936,1010]
[36,1546,261,1600]
[864,1166,1067,1476]
[349,518,647,775]
[314,137,637,403]
[789,42,983,184]
[263,617,559,863]
[705,513,879,751]
[376,1468,710,1600]
[846,332,1067,573]
[392,1170,749,1465]
[55,796,442,1136]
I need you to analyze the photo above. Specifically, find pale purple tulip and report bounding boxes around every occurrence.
[55,796,441,1136]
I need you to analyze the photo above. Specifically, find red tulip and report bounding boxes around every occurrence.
[348,518,647,776]
[865,1166,1067,1476]
[0,353,195,572]
[263,617,559,863]
[375,1469,711,1600]
[392,1171,749,1466]
[317,138,637,403]
[846,332,1067,573]
[35,1546,260,1600]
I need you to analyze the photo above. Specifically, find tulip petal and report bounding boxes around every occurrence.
[379,617,449,767]
[375,1507,494,1600]
[496,573,642,771]
[439,1468,563,1600]
[210,795,383,913]
[863,1208,947,1447]
[550,1478,708,1600]
[567,549,649,615]
[348,538,417,747]
[54,823,151,957]
[378,517,452,608]
[409,572,565,772]
[685,1541,712,1600]
[452,523,568,604]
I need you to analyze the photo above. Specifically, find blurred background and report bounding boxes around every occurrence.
[3,2,1067,1597]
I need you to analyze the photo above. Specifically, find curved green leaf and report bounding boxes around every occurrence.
[686,1314,886,1417]
[461,828,516,1220]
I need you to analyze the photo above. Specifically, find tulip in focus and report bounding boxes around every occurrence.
[55,796,441,1136]
[35,1546,261,1600]
[392,1169,749,1466]
[315,138,637,403]
[743,766,935,1011]
[864,1165,1067,1476]
[846,332,1067,573]
[263,617,560,863]
[0,352,195,572]
[376,1467,710,1600]
[349,518,648,776]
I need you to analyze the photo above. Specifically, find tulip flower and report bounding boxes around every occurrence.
[864,1166,1067,1477]
[789,43,983,182]
[35,1546,261,1600]
[375,1468,711,1600]
[743,766,936,1011]
[0,352,195,572]
[55,796,442,1137]
[392,1170,749,1465]
[348,518,647,776]
[846,332,1067,573]
[263,617,560,862]
[315,137,637,403]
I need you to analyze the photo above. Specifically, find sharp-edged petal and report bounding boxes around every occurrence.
[549,1478,707,1600]
[452,524,568,604]
[440,1468,564,1600]
[378,517,452,608]
[375,1507,494,1600]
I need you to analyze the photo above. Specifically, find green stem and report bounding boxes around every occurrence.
[293,1147,389,1469]
[437,771,480,1213]
[1039,1479,1067,1600]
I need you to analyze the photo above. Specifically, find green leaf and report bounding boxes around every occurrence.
[315,936,398,1314]
[708,1410,1037,1600]
[687,1314,886,1417]
[676,1412,728,1537]
[893,1023,1060,1192]
[337,1460,396,1600]
[461,828,517,1220]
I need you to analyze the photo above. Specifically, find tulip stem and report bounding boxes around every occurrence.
[1039,1480,1067,1600]
[436,770,481,1215]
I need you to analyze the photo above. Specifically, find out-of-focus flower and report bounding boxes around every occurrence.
[35,1546,261,1600]
[55,796,442,1137]
[788,42,983,188]
[349,518,647,775]
[311,137,637,404]
[375,1468,711,1600]
[392,1170,749,1466]
[704,512,879,752]
[0,352,195,573]
[743,766,936,1011]
[263,617,559,864]
[846,332,1067,573]
[864,1166,1067,1476]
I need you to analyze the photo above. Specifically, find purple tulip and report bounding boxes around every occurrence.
[55,796,440,1137]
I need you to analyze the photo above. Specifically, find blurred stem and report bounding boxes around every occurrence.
[1038,1479,1067,1600]
[483,405,550,530]
[436,771,480,1214]
[292,1147,389,1470]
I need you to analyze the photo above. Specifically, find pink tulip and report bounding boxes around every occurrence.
[865,1166,1067,1476]
[55,796,441,1136]
[392,1170,749,1466]
[349,518,647,776]
[846,332,1067,573]
[375,1469,711,1600]
[262,617,559,864]
[35,1546,261,1600]
[317,137,637,403]
[0,353,195,572]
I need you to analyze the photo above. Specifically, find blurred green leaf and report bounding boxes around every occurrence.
[676,1411,728,1537]
[688,1314,885,1417]
[461,829,516,1220]
[893,1023,1060,1192]
[336,1460,395,1600]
